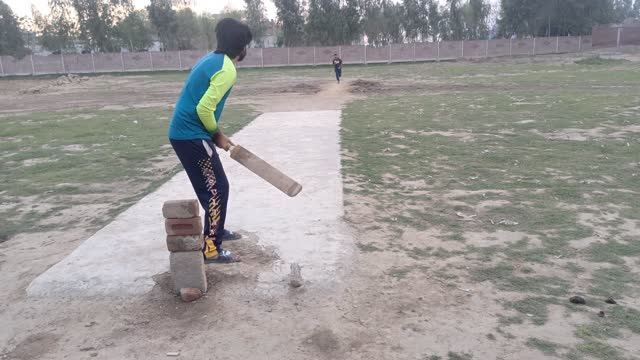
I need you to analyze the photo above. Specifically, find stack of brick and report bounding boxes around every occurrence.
[162,199,207,302]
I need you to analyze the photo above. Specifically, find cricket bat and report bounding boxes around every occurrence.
[229,145,303,197]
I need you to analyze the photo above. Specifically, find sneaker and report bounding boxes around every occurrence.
[220,229,243,242]
[204,249,240,264]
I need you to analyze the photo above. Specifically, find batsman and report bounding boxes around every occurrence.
[168,18,252,264]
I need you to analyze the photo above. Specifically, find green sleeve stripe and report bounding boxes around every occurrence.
[196,60,236,135]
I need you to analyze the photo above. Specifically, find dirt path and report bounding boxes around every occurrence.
[0,74,352,116]
[237,80,353,112]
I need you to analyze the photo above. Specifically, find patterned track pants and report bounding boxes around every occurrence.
[170,138,229,259]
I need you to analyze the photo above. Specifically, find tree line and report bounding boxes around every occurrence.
[277,0,640,46]
[0,0,248,56]
[1,0,639,57]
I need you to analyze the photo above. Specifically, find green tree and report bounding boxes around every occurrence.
[306,0,328,45]
[382,0,404,44]
[116,9,152,51]
[343,0,361,44]
[463,0,490,39]
[362,0,384,45]
[306,0,340,45]
[197,13,218,50]
[0,0,29,57]
[33,0,77,53]
[71,0,132,52]
[446,0,464,40]
[439,7,452,39]
[498,0,535,37]
[221,6,244,21]
[498,0,617,37]
[416,0,431,40]
[147,0,177,50]
[426,0,443,40]
[402,0,424,41]
[244,0,267,46]
[306,0,361,45]
[614,0,634,21]
[175,8,201,50]
[274,0,305,46]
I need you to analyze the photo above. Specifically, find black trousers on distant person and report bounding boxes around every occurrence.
[170,138,228,258]
[335,68,342,82]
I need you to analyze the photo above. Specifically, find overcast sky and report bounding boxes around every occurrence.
[6,0,277,18]
[6,0,498,20]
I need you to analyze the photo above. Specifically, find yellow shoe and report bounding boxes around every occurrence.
[204,249,240,264]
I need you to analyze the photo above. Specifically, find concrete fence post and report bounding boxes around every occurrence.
[485,39,489,57]
[509,38,513,56]
[149,51,154,71]
[533,37,536,55]
[461,40,465,57]
[556,36,560,53]
[120,52,125,72]
[576,36,581,52]
[388,43,391,63]
[313,46,316,66]
[30,54,35,75]
[91,52,96,73]
[616,27,622,48]
[287,47,290,65]
[339,46,342,58]
[61,52,66,73]
[437,41,440,61]
[178,50,183,70]
[0,56,4,76]
[260,48,264,68]
[364,45,367,65]
[413,42,416,62]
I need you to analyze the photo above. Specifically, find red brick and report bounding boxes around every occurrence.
[165,217,202,236]
[166,235,204,252]
[179,287,203,302]
[170,252,207,293]
[162,199,200,219]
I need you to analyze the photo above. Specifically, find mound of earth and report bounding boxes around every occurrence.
[349,79,383,93]
[277,83,322,94]
[20,74,90,95]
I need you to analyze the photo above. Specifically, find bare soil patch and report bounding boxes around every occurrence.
[19,74,90,95]
[277,82,322,94]
[349,79,384,93]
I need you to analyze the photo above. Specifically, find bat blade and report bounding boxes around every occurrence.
[230,145,302,197]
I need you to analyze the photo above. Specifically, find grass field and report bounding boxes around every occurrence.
[0,104,254,241]
[152,57,639,86]
[1,54,639,359]
[339,57,640,359]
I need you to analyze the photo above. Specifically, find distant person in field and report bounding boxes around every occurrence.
[168,18,252,263]
[332,54,343,83]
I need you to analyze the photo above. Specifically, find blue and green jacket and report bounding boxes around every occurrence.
[168,52,237,140]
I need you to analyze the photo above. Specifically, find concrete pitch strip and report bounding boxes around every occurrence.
[28,110,353,297]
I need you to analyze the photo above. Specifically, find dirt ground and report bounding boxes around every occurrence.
[1,51,639,360]
[0,71,373,360]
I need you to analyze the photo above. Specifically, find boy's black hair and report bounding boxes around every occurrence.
[215,18,253,59]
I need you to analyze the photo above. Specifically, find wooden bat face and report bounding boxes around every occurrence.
[230,145,302,197]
